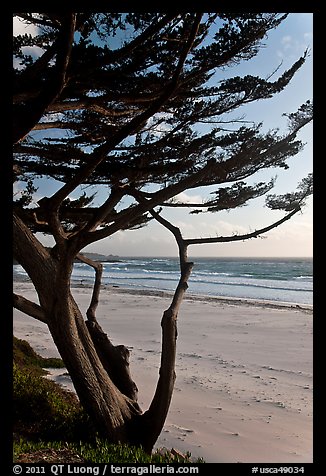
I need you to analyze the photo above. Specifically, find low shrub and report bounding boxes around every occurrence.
[13,362,94,441]
[13,337,204,463]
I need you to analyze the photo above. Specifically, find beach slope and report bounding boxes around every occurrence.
[13,282,313,463]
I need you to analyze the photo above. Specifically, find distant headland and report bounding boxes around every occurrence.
[77,252,122,263]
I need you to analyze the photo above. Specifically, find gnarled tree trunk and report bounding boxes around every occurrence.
[13,211,191,451]
[47,287,141,442]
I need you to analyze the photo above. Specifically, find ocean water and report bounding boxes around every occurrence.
[13,256,312,306]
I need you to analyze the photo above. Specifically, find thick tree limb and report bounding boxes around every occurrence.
[13,212,55,304]
[86,319,139,402]
[13,293,47,324]
[75,252,139,401]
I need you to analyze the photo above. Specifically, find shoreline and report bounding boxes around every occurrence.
[98,284,313,313]
[13,281,313,463]
[14,276,313,313]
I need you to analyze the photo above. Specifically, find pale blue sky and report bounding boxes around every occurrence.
[15,13,313,258]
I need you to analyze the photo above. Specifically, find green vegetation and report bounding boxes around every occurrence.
[13,337,93,443]
[13,336,65,372]
[14,439,199,464]
[13,337,204,463]
[13,362,92,442]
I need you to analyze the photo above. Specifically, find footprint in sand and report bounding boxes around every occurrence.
[172,424,194,434]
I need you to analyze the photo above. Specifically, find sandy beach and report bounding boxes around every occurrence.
[13,281,313,463]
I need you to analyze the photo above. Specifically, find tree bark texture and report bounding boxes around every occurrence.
[47,290,141,442]
[13,213,142,443]
[13,211,191,451]
[137,260,194,452]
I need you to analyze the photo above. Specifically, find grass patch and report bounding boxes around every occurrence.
[13,362,94,441]
[14,439,202,463]
[13,336,204,463]
[13,336,64,373]
[13,336,95,442]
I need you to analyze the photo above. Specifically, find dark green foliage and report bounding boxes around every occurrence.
[13,14,312,235]
[13,362,93,441]
[14,180,38,208]
[283,99,313,133]
[190,179,276,213]
[266,174,313,211]
[13,336,65,372]
[13,336,93,441]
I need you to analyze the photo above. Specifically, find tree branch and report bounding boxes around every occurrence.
[13,212,56,304]
[140,208,193,451]
[75,256,140,402]
[81,159,225,247]
[76,253,103,322]
[160,201,206,208]
[184,206,300,246]
[78,187,125,234]
[40,14,203,216]
[128,189,195,446]
[107,13,179,63]
[13,293,47,324]
[149,208,188,274]
[13,13,76,144]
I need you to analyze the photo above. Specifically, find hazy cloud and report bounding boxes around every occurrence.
[277,31,313,60]
[266,219,313,242]
[13,16,39,37]
[173,192,204,204]
[13,16,43,69]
